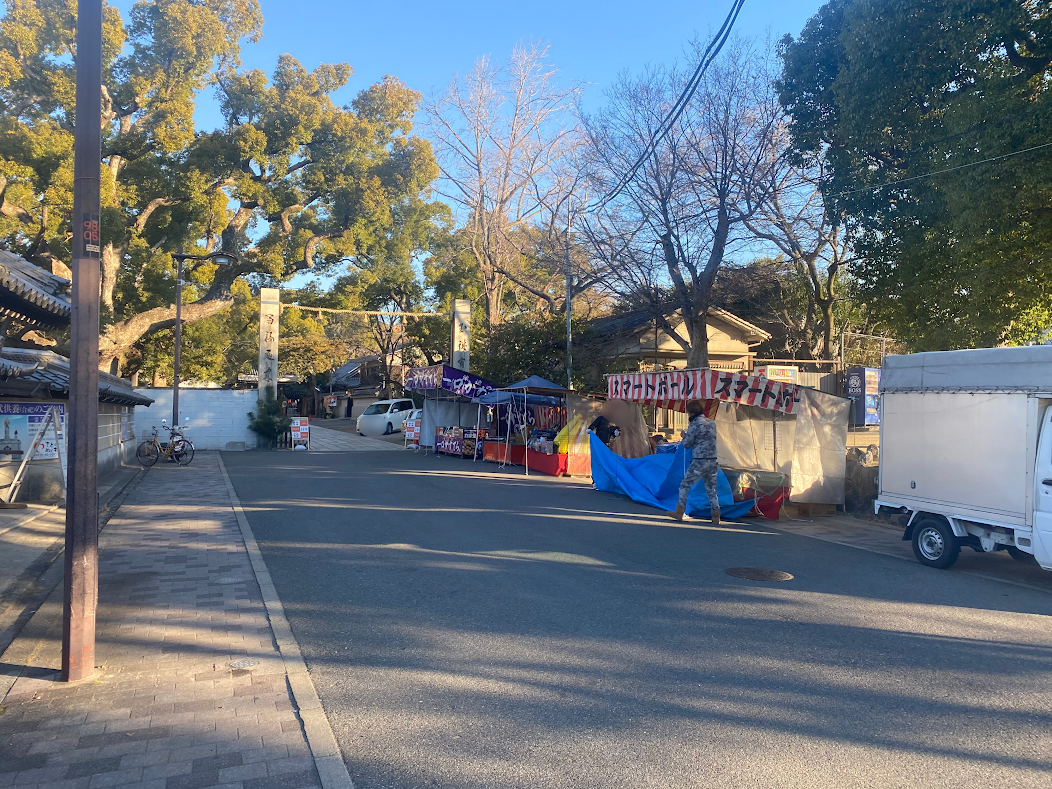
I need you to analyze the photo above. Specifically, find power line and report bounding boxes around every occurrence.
[285,305,445,317]
[595,0,746,209]
[828,140,1052,199]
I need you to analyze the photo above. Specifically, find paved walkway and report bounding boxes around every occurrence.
[0,453,344,789]
[306,425,401,452]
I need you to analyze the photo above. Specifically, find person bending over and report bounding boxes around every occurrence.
[674,400,720,524]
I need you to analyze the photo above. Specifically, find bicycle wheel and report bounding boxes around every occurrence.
[136,440,160,467]
[173,439,195,466]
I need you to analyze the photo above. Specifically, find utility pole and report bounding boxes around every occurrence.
[565,208,573,391]
[63,0,102,683]
[172,246,183,427]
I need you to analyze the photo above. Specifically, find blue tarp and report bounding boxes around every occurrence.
[589,433,755,519]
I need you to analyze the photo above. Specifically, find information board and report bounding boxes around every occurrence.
[0,403,66,462]
[290,416,309,448]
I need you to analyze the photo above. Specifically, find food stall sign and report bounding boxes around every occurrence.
[753,365,799,384]
[290,417,309,448]
[607,369,802,414]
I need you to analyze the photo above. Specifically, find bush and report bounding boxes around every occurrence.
[248,387,292,449]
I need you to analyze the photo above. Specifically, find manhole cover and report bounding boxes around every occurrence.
[215,578,244,584]
[228,659,259,670]
[725,567,794,582]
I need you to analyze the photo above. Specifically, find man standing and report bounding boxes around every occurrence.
[673,399,721,524]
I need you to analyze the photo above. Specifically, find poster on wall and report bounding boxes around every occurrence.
[0,403,66,463]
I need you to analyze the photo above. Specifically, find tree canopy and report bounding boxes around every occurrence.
[779,0,1052,349]
[0,0,441,375]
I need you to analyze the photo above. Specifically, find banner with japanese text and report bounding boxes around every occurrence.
[605,369,802,415]
[404,365,498,399]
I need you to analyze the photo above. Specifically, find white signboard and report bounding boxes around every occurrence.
[0,403,66,462]
[291,416,309,449]
[258,288,280,395]
[451,298,471,372]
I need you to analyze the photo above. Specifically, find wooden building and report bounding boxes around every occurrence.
[591,307,771,373]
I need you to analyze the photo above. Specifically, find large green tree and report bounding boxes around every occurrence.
[0,0,441,374]
[779,0,1052,349]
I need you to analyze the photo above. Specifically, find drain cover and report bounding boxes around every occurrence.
[725,567,794,582]
[228,659,259,670]
[215,578,244,584]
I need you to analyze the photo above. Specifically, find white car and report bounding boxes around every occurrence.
[401,408,423,431]
[357,399,415,436]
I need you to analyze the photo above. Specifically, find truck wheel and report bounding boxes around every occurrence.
[912,517,960,569]
[1006,546,1036,563]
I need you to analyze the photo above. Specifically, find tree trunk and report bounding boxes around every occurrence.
[99,295,234,372]
[101,243,121,312]
[818,298,835,361]
[686,309,710,369]
[482,268,504,328]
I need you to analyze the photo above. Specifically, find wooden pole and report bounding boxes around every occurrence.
[63,0,102,682]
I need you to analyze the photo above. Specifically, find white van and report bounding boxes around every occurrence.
[356,399,415,436]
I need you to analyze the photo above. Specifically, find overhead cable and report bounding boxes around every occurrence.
[595,0,746,209]
[829,140,1052,199]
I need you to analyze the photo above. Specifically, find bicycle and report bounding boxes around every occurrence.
[136,420,195,467]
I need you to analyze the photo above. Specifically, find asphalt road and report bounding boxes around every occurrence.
[223,449,1052,789]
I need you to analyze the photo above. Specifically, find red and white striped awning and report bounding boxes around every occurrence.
[606,369,802,415]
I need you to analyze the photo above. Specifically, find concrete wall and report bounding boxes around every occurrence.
[135,388,260,451]
[99,402,136,479]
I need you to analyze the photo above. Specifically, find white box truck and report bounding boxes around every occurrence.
[875,346,1052,571]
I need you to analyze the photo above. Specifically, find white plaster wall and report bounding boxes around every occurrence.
[134,389,261,450]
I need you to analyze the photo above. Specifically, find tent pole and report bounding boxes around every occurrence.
[523,388,529,476]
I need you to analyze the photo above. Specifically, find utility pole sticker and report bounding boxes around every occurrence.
[81,213,100,258]
[258,288,280,395]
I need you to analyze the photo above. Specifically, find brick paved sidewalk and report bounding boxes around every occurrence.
[306,425,401,452]
[0,453,333,789]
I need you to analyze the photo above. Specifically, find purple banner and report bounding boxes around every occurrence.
[405,365,498,398]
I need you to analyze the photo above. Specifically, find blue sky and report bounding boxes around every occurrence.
[106,0,826,131]
[99,0,827,286]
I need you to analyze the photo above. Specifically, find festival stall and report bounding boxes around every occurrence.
[403,365,499,455]
[603,369,850,518]
[475,376,570,476]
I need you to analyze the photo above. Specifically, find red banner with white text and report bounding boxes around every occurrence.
[606,369,802,415]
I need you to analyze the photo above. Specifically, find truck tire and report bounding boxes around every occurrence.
[912,516,960,569]
[1006,546,1036,563]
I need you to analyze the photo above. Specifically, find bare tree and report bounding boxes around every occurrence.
[744,156,855,360]
[423,43,583,327]
[582,40,782,368]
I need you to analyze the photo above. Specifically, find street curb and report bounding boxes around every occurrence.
[216,454,355,789]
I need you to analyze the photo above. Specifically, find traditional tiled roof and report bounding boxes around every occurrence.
[0,251,71,329]
[0,355,40,378]
[0,349,154,407]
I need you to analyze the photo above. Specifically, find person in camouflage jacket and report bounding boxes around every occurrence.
[673,399,720,524]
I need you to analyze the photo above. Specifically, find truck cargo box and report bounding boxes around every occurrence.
[879,391,1035,527]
